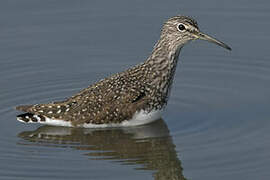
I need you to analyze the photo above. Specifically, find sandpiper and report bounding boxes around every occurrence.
[16,15,231,128]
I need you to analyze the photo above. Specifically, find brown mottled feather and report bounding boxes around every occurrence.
[16,63,166,126]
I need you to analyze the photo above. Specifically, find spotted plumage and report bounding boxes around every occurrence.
[16,15,231,127]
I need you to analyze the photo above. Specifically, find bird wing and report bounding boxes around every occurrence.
[16,75,151,126]
[68,83,149,126]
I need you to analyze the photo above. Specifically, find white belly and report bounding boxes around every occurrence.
[17,109,163,128]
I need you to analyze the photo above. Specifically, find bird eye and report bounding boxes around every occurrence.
[177,24,186,31]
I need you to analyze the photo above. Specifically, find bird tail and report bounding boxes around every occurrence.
[17,113,46,123]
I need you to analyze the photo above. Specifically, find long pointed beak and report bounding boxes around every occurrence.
[194,31,231,51]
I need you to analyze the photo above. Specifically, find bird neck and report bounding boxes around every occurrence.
[144,38,182,98]
[147,38,182,68]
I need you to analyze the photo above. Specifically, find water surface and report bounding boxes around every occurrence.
[1,0,270,180]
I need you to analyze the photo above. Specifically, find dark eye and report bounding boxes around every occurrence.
[178,24,186,31]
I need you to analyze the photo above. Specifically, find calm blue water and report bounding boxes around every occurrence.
[1,0,270,179]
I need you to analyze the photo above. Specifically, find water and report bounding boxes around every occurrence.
[1,0,270,179]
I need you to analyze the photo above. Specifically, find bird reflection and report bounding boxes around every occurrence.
[18,119,187,180]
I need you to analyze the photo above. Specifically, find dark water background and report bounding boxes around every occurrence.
[1,0,270,179]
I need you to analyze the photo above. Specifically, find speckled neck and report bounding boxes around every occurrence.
[144,38,182,101]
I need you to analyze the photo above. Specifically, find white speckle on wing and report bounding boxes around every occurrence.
[33,115,41,121]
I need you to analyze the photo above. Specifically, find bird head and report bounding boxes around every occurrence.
[161,15,231,51]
